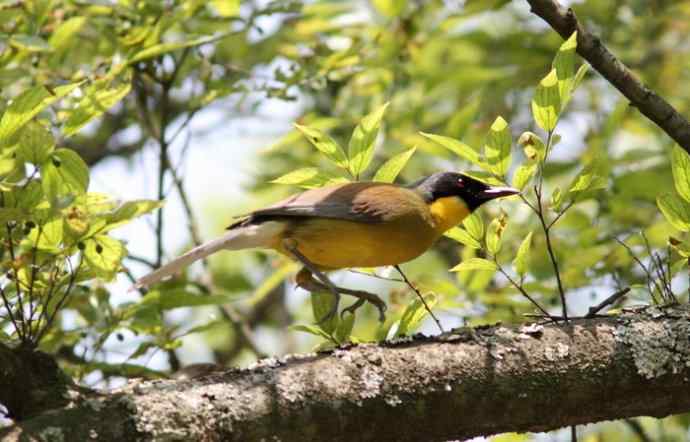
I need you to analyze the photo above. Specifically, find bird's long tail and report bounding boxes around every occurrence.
[131,221,283,290]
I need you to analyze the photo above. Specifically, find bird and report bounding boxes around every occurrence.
[133,172,519,321]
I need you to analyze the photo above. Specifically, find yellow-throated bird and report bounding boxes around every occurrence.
[133,172,519,320]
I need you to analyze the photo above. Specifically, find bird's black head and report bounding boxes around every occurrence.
[410,172,520,210]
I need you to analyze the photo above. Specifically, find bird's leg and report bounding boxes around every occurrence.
[394,265,443,333]
[294,267,340,324]
[283,239,387,322]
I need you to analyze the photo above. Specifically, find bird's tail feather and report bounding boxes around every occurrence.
[131,221,283,290]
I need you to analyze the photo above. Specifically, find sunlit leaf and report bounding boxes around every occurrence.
[450,257,497,272]
[462,212,484,240]
[484,116,511,176]
[334,311,355,344]
[517,131,546,162]
[311,292,338,335]
[444,227,481,249]
[531,69,560,132]
[63,78,132,137]
[486,215,507,255]
[671,145,690,203]
[420,132,481,165]
[657,193,690,232]
[348,102,389,177]
[129,33,230,63]
[372,0,407,17]
[289,324,333,341]
[553,31,577,106]
[84,234,126,280]
[512,162,537,191]
[396,293,437,337]
[294,124,349,169]
[373,146,416,183]
[513,231,533,277]
[271,167,348,189]
[16,121,54,164]
[41,149,89,202]
[49,16,87,52]
[105,200,163,232]
[0,83,80,142]
[211,0,240,17]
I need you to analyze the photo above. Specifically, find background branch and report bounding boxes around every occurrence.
[525,0,690,152]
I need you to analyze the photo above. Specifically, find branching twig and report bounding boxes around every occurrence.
[394,265,443,333]
[495,260,554,320]
[585,287,630,318]
[525,0,690,153]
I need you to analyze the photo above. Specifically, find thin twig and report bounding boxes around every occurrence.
[6,223,27,339]
[495,262,554,320]
[585,287,630,318]
[526,0,690,152]
[394,265,443,333]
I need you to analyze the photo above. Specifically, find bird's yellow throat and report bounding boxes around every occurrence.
[429,196,471,234]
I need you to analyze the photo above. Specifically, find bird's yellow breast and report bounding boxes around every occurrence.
[274,215,438,270]
[428,196,471,234]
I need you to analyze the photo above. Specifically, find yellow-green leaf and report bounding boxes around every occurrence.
[420,131,481,165]
[348,102,389,176]
[64,78,132,137]
[271,167,348,189]
[512,162,537,191]
[531,69,560,132]
[486,216,507,255]
[462,212,484,240]
[671,145,690,203]
[373,146,416,183]
[129,33,229,64]
[294,124,349,169]
[16,121,54,164]
[211,0,240,17]
[484,116,511,176]
[657,193,690,232]
[513,231,533,277]
[444,227,481,249]
[84,234,126,280]
[450,257,497,272]
[41,149,90,202]
[396,293,437,337]
[0,83,80,142]
[372,0,407,17]
[553,31,577,106]
[105,200,163,232]
[311,292,338,334]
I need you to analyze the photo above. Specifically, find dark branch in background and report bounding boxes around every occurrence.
[525,0,690,153]
[3,306,690,441]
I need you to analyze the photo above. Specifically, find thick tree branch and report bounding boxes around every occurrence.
[525,0,690,153]
[3,306,690,441]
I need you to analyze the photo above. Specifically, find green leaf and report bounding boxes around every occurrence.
[553,31,577,106]
[140,289,236,310]
[84,234,126,279]
[517,131,546,162]
[271,167,348,189]
[10,35,51,52]
[671,145,690,203]
[657,193,690,232]
[462,212,484,240]
[373,146,416,183]
[289,324,333,341]
[311,292,338,335]
[294,124,349,169]
[211,0,240,17]
[573,64,589,90]
[16,121,54,164]
[63,79,132,136]
[551,187,563,211]
[444,227,481,249]
[41,149,89,202]
[512,162,537,191]
[32,217,63,251]
[486,216,507,255]
[513,231,533,277]
[531,69,561,132]
[396,293,437,337]
[484,116,511,176]
[372,0,407,16]
[569,165,606,193]
[420,132,481,165]
[105,200,163,232]
[0,83,80,142]
[450,257,497,272]
[49,16,87,52]
[334,311,355,344]
[129,33,229,64]
[348,102,389,176]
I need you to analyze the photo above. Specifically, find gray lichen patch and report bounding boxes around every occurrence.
[615,308,690,379]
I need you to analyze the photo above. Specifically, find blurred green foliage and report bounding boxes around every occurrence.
[1,0,690,439]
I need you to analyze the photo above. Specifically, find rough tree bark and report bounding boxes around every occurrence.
[525,0,690,153]
[2,306,690,442]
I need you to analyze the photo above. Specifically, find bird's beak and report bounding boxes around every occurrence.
[480,186,521,200]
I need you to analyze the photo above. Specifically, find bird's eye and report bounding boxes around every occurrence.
[457,179,464,187]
